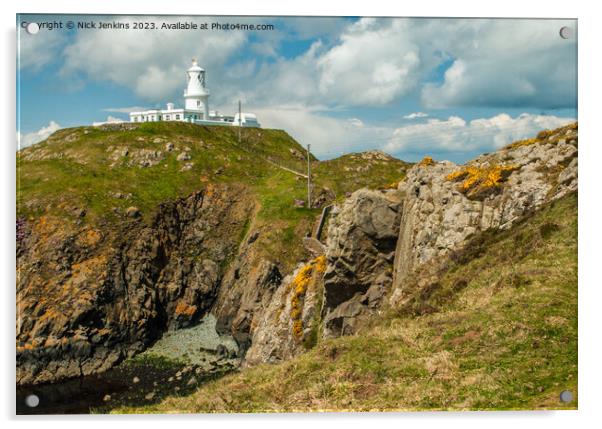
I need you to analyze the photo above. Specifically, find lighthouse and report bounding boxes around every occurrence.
[184,59,210,120]
[126,58,259,127]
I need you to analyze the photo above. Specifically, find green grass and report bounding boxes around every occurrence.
[17,123,306,222]
[314,152,410,199]
[114,192,577,413]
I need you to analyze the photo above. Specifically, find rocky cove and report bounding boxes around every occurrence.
[16,122,578,413]
[17,314,239,414]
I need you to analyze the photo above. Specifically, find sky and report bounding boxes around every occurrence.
[17,15,577,162]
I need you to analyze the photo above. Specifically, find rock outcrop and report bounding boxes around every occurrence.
[223,124,579,360]
[390,124,578,302]
[322,189,402,337]
[319,124,578,336]
[212,243,283,353]
[242,256,326,366]
[17,184,253,385]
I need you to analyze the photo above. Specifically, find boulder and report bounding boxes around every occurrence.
[213,256,282,356]
[322,189,402,338]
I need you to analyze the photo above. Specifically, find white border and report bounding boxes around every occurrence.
[2,1,600,428]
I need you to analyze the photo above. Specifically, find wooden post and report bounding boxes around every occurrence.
[306,144,311,208]
[238,100,242,144]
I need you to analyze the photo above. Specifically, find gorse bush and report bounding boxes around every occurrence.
[417,156,435,167]
[289,256,326,340]
[446,164,519,199]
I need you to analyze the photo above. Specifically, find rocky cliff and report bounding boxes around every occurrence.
[318,123,578,339]
[390,124,577,304]
[17,122,408,385]
[321,189,402,338]
[17,121,577,386]
[17,184,253,385]
[242,123,578,366]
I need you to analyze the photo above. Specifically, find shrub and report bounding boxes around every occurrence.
[539,222,561,239]
[446,164,519,199]
[417,156,435,167]
[289,256,327,340]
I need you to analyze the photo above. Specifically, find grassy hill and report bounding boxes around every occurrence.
[114,192,577,413]
[17,122,408,270]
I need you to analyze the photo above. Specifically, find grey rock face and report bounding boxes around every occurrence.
[318,127,577,338]
[242,261,323,366]
[322,189,402,338]
[212,245,283,355]
[133,149,163,168]
[390,133,578,306]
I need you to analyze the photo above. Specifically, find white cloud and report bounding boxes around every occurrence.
[18,121,61,149]
[243,18,576,111]
[315,18,421,106]
[420,19,577,109]
[255,109,575,162]
[60,16,248,102]
[34,17,576,112]
[403,112,429,119]
[219,18,423,109]
[253,106,391,159]
[384,113,575,157]
[92,116,126,126]
[18,26,66,70]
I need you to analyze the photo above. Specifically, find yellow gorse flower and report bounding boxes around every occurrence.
[417,156,435,167]
[446,164,518,198]
[289,256,327,339]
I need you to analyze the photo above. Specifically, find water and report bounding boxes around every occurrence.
[16,314,240,415]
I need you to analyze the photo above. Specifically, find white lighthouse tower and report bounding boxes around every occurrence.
[183,58,210,120]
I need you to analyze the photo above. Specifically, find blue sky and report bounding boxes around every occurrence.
[17,15,577,162]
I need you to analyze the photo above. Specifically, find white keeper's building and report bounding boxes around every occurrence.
[128,59,260,128]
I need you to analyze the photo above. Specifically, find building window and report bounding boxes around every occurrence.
[166,115,170,120]
[175,114,180,120]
